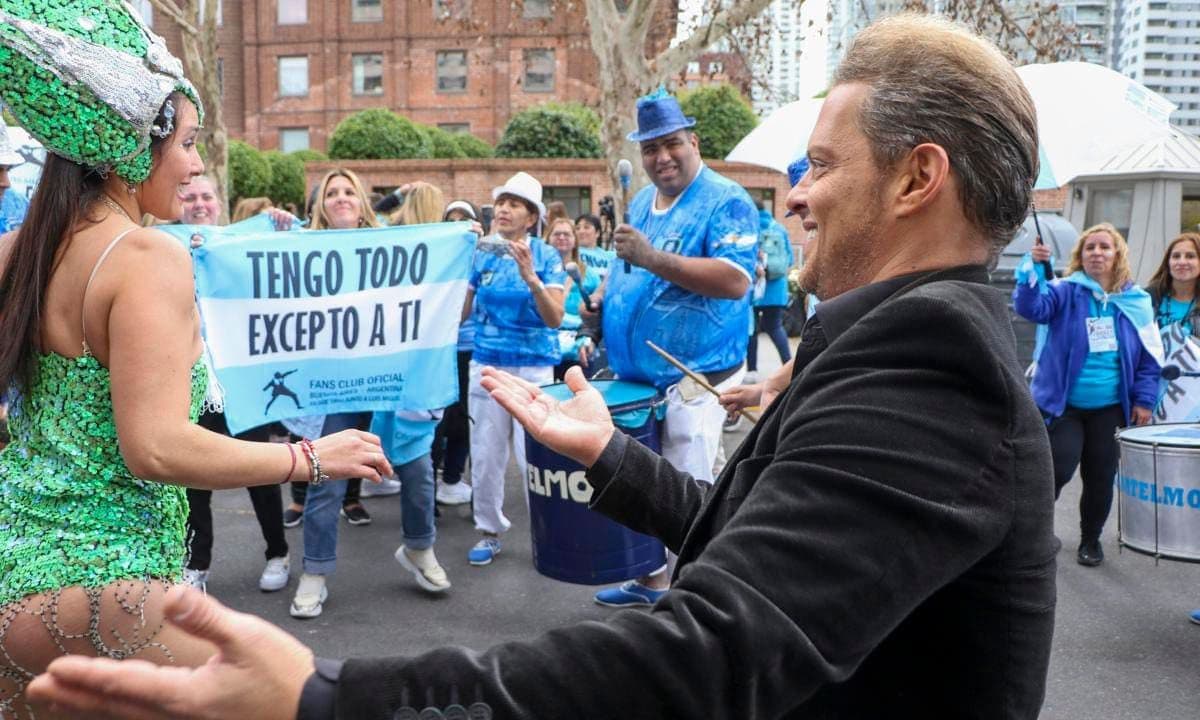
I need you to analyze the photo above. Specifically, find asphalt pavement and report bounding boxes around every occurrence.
[202,337,1199,719]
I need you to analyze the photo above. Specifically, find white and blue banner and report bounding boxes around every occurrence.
[162,221,475,435]
[1156,322,1200,423]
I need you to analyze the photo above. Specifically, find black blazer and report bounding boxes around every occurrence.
[334,265,1058,719]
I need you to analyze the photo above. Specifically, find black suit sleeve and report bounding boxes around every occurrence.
[583,430,712,553]
[332,290,1024,719]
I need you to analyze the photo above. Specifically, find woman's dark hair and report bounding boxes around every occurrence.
[575,213,602,233]
[0,92,186,393]
[1148,233,1200,303]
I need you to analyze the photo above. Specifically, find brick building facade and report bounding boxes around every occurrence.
[147,0,675,152]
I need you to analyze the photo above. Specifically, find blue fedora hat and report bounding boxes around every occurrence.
[627,87,696,143]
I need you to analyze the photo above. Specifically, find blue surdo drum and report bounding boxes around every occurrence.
[525,380,667,584]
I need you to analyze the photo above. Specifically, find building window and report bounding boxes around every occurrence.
[523,0,552,18]
[352,0,382,22]
[542,186,591,219]
[434,0,470,20]
[278,56,309,97]
[278,0,306,24]
[352,53,384,95]
[1087,188,1134,240]
[523,48,555,93]
[436,50,468,93]
[438,122,470,134]
[280,128,310,153]
[131,0,152,25]
[745,188,775,215]
[197,0,222,25]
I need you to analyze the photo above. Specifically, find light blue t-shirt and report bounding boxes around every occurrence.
[1068,296,1122,409]
[1156,296,1194,336]
[369,410,441,466]
[470,236,566,367]
[579,246,617,280]
[602,166,759,390]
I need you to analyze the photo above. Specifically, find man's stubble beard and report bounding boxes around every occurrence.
[796,193,887,302]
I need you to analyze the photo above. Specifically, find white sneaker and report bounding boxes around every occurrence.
[743,370,761,384]
[259,556,290,592]
[182,568,208,593]
[289,573,328,619]
[436,480,472,506]
[395,545,451,593]
[360,477,401,498]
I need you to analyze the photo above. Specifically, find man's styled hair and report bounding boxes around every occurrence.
[833,14,1039,257]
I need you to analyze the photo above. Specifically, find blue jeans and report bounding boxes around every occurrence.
[395,453,435,551]
[301,412,371,576]
[747,306,792,372]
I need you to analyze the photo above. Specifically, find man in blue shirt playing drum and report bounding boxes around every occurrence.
[582,88,759,607]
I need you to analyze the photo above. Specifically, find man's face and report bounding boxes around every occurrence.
[640,130,701,199]
[787,83,892,300]
[178,174,220,225]
[0,166,10,200]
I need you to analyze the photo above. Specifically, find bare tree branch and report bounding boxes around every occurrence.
[651,0,778,83]
[146,0,199,37]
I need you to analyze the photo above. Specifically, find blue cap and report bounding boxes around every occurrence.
[627,87,696,143]
[784,157,809,217]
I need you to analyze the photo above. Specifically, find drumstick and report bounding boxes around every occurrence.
[645,341,760,423]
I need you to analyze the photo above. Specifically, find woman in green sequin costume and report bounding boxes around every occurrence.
[0,5,393,718]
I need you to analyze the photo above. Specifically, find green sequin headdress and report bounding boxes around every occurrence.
[0,0,203,183]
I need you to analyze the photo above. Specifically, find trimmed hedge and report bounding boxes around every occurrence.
[678,84,758,159]
[228,139,272,206]
[328,108,432,159]
[263,150,306,209]
[495,108,602,159]
[453,132,494,158]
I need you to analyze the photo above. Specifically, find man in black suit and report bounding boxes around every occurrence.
[28,14,1058,720]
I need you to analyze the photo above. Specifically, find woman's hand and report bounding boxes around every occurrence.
[267,208,298,232]
[1131,405,1153,426]
[310,430,393,483]
[510,240,538,284]
[469,221,484,237]
[1031,243,1052,263]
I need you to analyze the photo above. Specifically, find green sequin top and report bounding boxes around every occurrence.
[0,352,208,607]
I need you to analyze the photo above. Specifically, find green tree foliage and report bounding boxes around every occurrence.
[328,108,432,160]
[423,125,468,159]
[539,101,602,137]
[288,148,329,164]
[262,150,306,209]
[495,108,603,159]
[678,84,758,159]
[227,139,272,207]
[453,132,494,158]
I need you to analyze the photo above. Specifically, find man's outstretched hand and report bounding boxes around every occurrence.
[481,365,615,468]
[26,587,313,720]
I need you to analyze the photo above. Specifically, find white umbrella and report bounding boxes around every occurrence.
[724,97,823,174]
[1017,62,1176,189]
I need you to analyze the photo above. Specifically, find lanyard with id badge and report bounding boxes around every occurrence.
[1086,294,1119,353]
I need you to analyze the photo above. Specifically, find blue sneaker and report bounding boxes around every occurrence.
[468,537,501,566]
[1189,609,1200,626]
[594,581,667,607]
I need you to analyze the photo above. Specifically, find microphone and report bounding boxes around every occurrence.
[618,159,633,273]
[372,187,405,214]
[1160,364,1200,380]
[565,262,595,312]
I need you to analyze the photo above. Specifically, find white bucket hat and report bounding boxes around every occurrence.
[0,118,24,167]
[491,171,545,220]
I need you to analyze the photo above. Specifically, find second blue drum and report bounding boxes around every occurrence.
[525,380,667,584]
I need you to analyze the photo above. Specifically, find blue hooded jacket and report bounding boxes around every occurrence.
[1014,279,1161,424]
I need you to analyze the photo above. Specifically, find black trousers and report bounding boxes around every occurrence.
[432,350,472,485]
[1046,404,1124,543]
[186,412,289,571]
